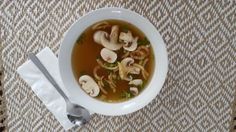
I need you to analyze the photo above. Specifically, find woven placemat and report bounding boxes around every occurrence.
[0,48,6,131]
[1,0,236,131]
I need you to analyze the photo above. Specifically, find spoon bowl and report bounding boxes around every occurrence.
[66,102,90,125]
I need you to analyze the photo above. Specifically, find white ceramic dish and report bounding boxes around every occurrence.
[59,7,168,116]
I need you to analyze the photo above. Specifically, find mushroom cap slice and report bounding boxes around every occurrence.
[93,31,108,44]
[118,62,132,81]
[79,75,100,97]
[100,25,123,51]
[128,67,141,74]
[100,48,117,63]
[109,25,119,43]
[119,31,138,51]
[121,57,135,67]
[129,79,143,86]
[119,31,133,42]
[121,57,140,74]
[118,57,141,81]
[130,87,139,95]
[123,37,138,51]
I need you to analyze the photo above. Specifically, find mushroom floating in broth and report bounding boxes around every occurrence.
[100,48,117,63]
[72,20,154,102]
[119,31,138,51]
[79,75,100,97]
[93,25,122,51]
[129,79,143,86]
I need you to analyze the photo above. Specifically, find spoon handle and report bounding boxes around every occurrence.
[28,53,69,101]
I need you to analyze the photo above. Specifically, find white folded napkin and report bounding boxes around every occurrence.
[17,47,75,130]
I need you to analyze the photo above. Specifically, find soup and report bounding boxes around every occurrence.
[72,20,154,103]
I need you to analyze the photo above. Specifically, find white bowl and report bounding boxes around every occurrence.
[59,7,168,116]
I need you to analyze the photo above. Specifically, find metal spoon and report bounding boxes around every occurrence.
[28,53,90,126]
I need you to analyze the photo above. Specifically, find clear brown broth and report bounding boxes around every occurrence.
[72,19,154,103]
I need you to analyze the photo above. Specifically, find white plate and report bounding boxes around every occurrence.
[59,7,168,116]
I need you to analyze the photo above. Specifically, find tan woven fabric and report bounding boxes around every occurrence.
[0,44,6,131]
[1,0,236,131]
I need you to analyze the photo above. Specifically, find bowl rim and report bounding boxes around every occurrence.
[59,7,168,116]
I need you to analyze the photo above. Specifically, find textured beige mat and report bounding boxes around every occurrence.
[0,57,6,131]
[1,0,236,131]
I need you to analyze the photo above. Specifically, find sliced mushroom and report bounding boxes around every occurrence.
[100,48,117,63]
[118,62,133,81]
[93,25,122,51]
[118,57,141,81]
[123,38,138,51]
[121,57,140,74]
[93,31,108,44]
[128,67,141,74]
[119,31,133,42]
[121,57,135,67]
[119,31,138,51]
[129,79,143,86]
[79,75,100,97]
[130,87,139,95]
